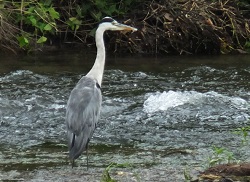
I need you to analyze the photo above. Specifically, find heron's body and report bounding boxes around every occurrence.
[66,17,137,167]
[66,77,101,160]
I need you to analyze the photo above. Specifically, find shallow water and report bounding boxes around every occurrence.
[0,52,250,181]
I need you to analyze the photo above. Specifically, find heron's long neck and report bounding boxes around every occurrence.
[86,28,106,86]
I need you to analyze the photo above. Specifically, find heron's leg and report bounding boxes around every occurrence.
[86,138,90,170]
[86,147,89,170]
[70,134,76,168]
[71,159,75,168]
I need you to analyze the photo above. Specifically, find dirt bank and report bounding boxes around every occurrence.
[1,0,249,55]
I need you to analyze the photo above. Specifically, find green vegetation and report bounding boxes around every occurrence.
[184,123,250,181]
[0,0,250,54]
[0,0,141,53]
[205,125,250,168]
[1,0,60,51]
[207,146,238,168]
[233,126,250,145]
[101,162,139,182]
[15,1,59,47]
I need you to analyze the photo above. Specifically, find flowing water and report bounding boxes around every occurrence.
[0,52,250,181]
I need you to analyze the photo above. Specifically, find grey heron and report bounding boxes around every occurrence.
[66,17,137,167]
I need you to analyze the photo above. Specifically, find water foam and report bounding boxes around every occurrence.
[143,90,248,113]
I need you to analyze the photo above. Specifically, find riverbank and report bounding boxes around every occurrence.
[0,0,249,55]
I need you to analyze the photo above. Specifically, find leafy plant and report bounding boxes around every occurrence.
[10,0,60,48]
[207,146,238,167]
[79,0,141,21]
[17,35,29,48]
[101,162,138,182]
[183,167,192,182]
[233,125,250,145]
[244,41,250,52]
[80,1,119,21]
[66,17,82,31]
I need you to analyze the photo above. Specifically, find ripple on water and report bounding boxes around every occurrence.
[0,70,68,148]
[0,65,250,180]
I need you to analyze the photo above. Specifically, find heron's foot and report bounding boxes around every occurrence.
[71,159,75,168]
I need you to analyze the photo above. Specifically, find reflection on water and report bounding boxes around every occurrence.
[0,52,250,181]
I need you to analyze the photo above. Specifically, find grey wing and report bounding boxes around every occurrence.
[66,77,102,160]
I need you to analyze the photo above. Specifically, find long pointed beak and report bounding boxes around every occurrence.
[116,23,138,32]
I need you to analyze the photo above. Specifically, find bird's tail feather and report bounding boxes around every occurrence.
[68,132,89,161]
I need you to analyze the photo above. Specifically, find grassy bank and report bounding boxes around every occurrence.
[0,0,249,54]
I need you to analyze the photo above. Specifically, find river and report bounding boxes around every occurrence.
[0,51,249,181]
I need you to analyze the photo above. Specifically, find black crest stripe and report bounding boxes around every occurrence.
[99,17,114,24]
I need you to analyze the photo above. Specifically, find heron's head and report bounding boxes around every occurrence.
[98,17,137,32]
